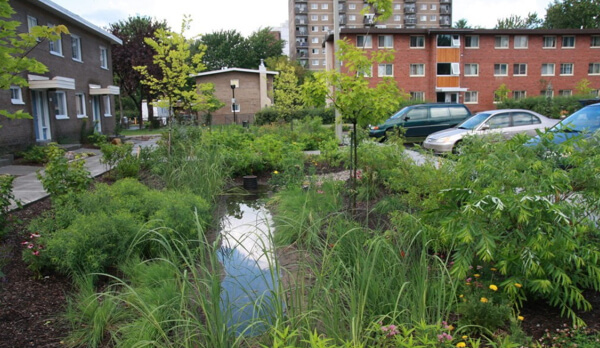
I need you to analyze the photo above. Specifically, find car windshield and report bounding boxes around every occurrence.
[457,113,491,130]
[553,106,600,133]
[388,107,409,120]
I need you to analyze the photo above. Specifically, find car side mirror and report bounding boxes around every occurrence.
[403,116,411,121]
[480,124,490,131]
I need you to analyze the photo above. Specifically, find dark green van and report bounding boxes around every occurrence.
[369,103,472,140]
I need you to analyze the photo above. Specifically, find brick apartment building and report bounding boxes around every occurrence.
[0,0,121,154]
[192,63,277,125]
[325,28,600,112]
[290,0,452,70]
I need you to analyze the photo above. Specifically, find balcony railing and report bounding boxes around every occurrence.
[440,0,451,3]
[440,17,451,26]
[295,5,307,14]
[404,6,416,14]
[440,5,451,14]
[296,30,308,37]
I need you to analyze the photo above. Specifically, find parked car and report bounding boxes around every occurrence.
[368,103,472,140]
[423,109,558,154]
[527,102,600,146]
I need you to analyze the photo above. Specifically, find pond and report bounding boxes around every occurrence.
[217,185,282,336]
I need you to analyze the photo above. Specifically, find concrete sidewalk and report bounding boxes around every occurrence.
[0,136,160,211]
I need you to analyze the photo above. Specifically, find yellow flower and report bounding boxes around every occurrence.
[447,325,454,331]
[273,170,279,174]
[480,297,489,303]
[459,294,464,298]
[518,316,524,321]
[474,274,481,278]
[514,283,522,288]
[462,335,468,340]
[456,342,467,348]
[490,267,497,271]
[489,284,498,291]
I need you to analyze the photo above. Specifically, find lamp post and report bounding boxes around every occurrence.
[546,81,553,100]
[230,79,239,124]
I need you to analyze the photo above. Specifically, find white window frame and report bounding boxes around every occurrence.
[410,35,425,48]
[312,48,319,54]
[562,36,575,48]
[420,4,427,10]
[431,4,437,10]
[589,63,600,75]
[495,35,509,49]
[349,15,356,21]
[312,59,319,66]
[321,15,328,21]
[464,63,479,76]
[358,65,373,78]
[514,35,528,49]
[356,35,372,48]
[100,46,108,69]
[27,16,38,33]
[103,95,112,117]
[321,3,328,9]
[560,63,574,76]
[350,3,357,10]
[409,63,425,77]
[48,24,63,56]
[75,93,87,118]
[312,37,319,44]
[53,91,68,119]
[311,26,319,32]
[559,90,573,97]
[465,35,479,48]
[393,15,401,22]
[494,63,508,76]
[420,15,427,22]
[513,63,527,76]
[71,35,82,62]
[378,64,393,77]
[591,36,600,48]
[513,91,527,100]
[231,103,240,113]
[393,4,401,10]
[451,62,460,75]
[410,91,425,101]
[10,86,24,105]
[310,3,318,9]
[464,91,478,104]
[541,63,555,76]
[543,36,556,49]
[311,15,318,21]
[378,35,393,48]
[430,15,437,21]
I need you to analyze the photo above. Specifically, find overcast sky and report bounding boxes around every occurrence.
[52,0,551,37]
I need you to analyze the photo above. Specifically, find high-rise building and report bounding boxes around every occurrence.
[289,0,452,70]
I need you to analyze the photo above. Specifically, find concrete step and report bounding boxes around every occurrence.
[59,144,82,151]
[0,154,14,168]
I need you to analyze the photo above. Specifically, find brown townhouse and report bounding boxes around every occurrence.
[326,28,600,113]
[0,0,122,154]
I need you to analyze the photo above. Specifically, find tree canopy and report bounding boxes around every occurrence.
[109,16,168,124]
[495,13,543,29]
[544,0,600,29]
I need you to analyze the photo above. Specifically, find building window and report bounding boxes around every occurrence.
[48,24,63,56]
[494,63,508,76]
[10,86,24,104]
[53,91,68,119]
[420,15,427,22]
[100,46,108,69]
[321,3,328,9]
[430,15,437,21]
[514,35,528,48]
[311,15,318,21]
[437,34,460,47]
[378,64,393,77]
[589,63,600,75]
[311,26,319,32]
[420,4,427,10]
[357,35,372,48]
[495,35,509,48]
[27,16,38,33]
[541,63,555,76]
[358,65,372,78]
[232,103,240,113]
[394,4,401,10]
[321,15,328,21]
[513,90,527,100]
[464,63,479,76]
[593,89,600,97]
[312,37,319,44]
[431,4,437,10]
[410,91,425,101]
[393,15,401,21]
[543,36,556,48]
[559,90,573,97]
[513,63,527,76]
[71,35,82,62]
[465,35,479,48]
[310,4,317,9]
[349,15,356,21]
[437,63,459,76]
[75,93,87,118]
[103,96,112,116]
[378,35,393,48]
[312,48,319,54]
[464,91,478,104]
[322,26,330,31]
[560,63,574,75]
[562,36,575,48]
[591,36,600,47]
[312,59,319,66]
[350,4,357,10]
[542,89,554,98]
[410,63,425,76]
[410,36,425,48]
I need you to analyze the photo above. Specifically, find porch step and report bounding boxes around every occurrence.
[58,144,82,151]
[0,154,14,168]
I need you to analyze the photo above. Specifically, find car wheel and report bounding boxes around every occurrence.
[451,141,463,155]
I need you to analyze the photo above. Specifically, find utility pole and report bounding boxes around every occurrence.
[334,0,343,143]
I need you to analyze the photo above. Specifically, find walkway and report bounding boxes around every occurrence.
[0,136,160,211]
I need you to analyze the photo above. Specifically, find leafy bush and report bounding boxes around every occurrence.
[0,174,19,237]
[18,145,48,164]
[254,106,335,125]
[37,143,92,199]
[497,95,584,118]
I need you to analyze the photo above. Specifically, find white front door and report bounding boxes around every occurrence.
[31,90,51,141]
[92,96,102,133]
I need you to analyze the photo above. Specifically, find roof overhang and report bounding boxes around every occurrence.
[191,68,278,78]
[89,84,120,95]
[28,75,75,90]
[436,87,469,92]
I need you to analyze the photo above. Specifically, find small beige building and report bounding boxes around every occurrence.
[192,63,277,125]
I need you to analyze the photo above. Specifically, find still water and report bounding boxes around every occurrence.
[217,187,281,335]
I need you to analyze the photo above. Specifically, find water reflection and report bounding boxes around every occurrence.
[217,187,280,335]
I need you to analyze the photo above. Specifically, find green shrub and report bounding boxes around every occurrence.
[0,174,19,237]
[497,95,584,118]
[37,143,92,199]
[18,145,48,164]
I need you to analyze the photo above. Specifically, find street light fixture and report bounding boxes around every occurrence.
[230,79,239,124]
[546,81,553,99]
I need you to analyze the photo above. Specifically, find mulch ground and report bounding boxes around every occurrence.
[2,174,600,347]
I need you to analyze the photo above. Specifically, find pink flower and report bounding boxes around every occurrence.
[33,251,40,256]
[27,243,34,249]
[30,233,41,238]
[21,241,29,245]
[317,190,324,194]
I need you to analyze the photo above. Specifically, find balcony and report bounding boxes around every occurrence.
[339,14,347,25]
[440,5,451,14]
[440,0,451,3]
[294,5,307,14]
[364,13,375,25]
[296,40,308,47]
[440,16,451,27]
[404,5,416,14]
[295,0,307,2]
[405,0,416,2]
[296,29,308,37]
[297,49,308,58]
[404,15,417,25]
[338,3,346,13]
[295,15,307,25]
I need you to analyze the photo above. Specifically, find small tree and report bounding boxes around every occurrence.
[494,84,512,103]
[0,0,67,124]
[575,78,595,96]
[273,62,303,124]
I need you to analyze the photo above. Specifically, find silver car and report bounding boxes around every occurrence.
[423,109,559,154]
